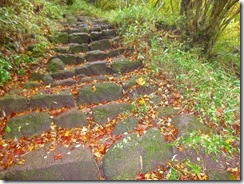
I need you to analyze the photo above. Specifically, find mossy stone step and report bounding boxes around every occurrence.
[92,103,133,125]
[77,83,123,105]
[102,128,172,179]
[69,33,90,44]
[30,92,75,110]
[4,112,51,139]
[4,144,99,180]
[0,96,29,116]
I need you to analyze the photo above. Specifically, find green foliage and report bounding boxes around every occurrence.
[0,55,12,85]
[0,0,63,85]
[179,0,240,53]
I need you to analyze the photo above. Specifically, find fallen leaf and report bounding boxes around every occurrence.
[54,153,62,160]
[136,77,146,86]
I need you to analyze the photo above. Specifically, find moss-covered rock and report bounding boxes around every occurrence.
[29,72,44,81]
[122,76,140,90]
[4,112,51,139]
[111,58,142,74]
[23,81,42,89]
[69,33,90,44]
[43,74,53,85]
[50,70,76,80]
[77,83,122,105]
[0,95,29,116]
[84,50,107,62]
[113,116,139,135]
[157,106,179,118]
[92,103,133,124]
[52,32,69,44]
[30,92,75,109]
[54,109,88,128]
[52,54,78,65]
[51,78,76,87]
[47,58,65,73]
[69,43,89,53]
[172,115,210,137]
[4,144,99,180]
[89,39,111,51]
[102,128,172,179]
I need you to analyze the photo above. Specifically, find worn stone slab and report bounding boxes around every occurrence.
[157,106,179,118]
[54,109,88,129]
[90,32,103,41]
[92,103,133,125]
[79,76,107,83]
[102,30,117,37]
[51,78,76,87]
[30,92,75,109]
[23,81,42,89]
[69,33,90,44]
[172,115,211,137]
[29,73,44,81]
[50,70,76,80]
[52,54,78,65]
[77,83,122,105]
[88,61,113,75]
[0,96,29,116]
[107,49,125,58]
[4,112,51,139]
[75,65,92,76]
[89,39,111,51]
[122,76,140,90]
[4,144,99,180]
[53,47,69,54]
[52,32,69,44]
[85,50,107,62]
[47,58,65,73]
[111,58,142,74]
[43,74,53,85]
[69,43,89,53]
[113,116,139,135]
[102,128,172,180]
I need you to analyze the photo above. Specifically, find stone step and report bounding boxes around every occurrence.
[52,28,117,45]
[44,56,142,82]
[53,37,121,54]
[3,144,100,180]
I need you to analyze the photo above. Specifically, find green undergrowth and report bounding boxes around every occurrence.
[104,3,240,160]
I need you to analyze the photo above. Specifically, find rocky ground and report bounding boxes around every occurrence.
[0,15,239,180]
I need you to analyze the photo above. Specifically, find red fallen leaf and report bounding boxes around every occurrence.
[36,138,43,144]
[10,112,17,118]
[180,176,188,180]
[54,153,62,160]
[173,128,179,136]
[136,173,146,180]
[15,148,23,156]
[164,134,173,142]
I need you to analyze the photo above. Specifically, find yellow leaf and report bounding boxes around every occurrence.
[138,98,146,105]
[65,130,71,137]
[136,77,146,86]
[92,85,96,91]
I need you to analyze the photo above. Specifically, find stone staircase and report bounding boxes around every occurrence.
[0,16,236,180]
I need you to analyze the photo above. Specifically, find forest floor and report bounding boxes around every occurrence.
[0,14,240,180]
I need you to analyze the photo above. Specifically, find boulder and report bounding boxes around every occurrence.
[69,43,89,53]
[77,83,122,105]
[4,112,51,139]
[54,109,88,128]
[92,103,133,124]
[89,39,111,51]
[69,33,90,44]
[50,70,76,80]
[47,58,65,73]
[102,128,172,179]
[30,92,75,109]
[157,106,179,118]
[0,96,29,116]
[29,73,44,81]
[171,115,210,137]
[113,116,139,135]
[52,32,69,44]
[111,58,142,74]
[4,144,99,180]
[85,50,107,62]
